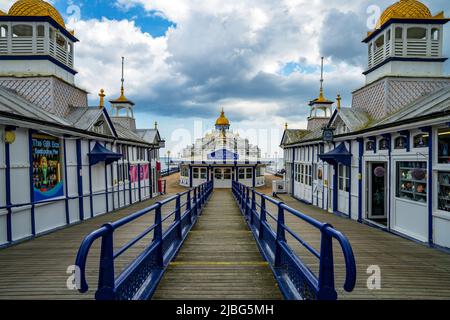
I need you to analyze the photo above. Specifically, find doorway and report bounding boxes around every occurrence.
[213,167,233,188]
[366,162,388,226]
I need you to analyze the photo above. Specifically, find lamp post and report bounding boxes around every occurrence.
[275,151,278,173]
[167,151,171,170]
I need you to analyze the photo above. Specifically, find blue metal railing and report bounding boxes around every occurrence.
[232,181,356,300]
[161,167,180,177]
[75,180,213,300]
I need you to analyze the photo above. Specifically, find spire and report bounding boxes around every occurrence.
[154,121,158,130]
[317,57,326,102]
[285,123,288,130]
[120,56,125,97]
[99,89,105,109]
[336,94,342,111]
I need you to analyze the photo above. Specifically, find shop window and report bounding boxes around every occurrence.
[238,168,246,180]
[394,136,407,150]
[224,168,232,180]
[438,172,450,212]
[12,24,33,37]
[397,162,427,203]
[214,168,222,180]
[379,139,389,151]
[438,128,450,164]
[307,165,312,186]
[181,166,189,177]
[407,27,427,40]
[200,168,207,179]
[413,134,429,148]
[193,168,200,179]
[300,164,304,184]
[366,141,375,151]
[0,25,8,38]
[338,165,350,192]
[246,168,253,179]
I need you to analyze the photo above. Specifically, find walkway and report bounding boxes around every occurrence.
[153,189,282,300]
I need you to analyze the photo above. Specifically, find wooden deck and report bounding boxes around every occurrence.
[273,194,450,300]
[153,189,282,300]
[0,173,184,300]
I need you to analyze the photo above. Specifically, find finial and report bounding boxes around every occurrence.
[99,89,105,109]
[154,121,158,130]
[319,56,325,100]
[336,94,342,111]
[285,123,288,130]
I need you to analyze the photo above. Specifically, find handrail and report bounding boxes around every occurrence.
[232,181,356,300]
[75,180,213,300]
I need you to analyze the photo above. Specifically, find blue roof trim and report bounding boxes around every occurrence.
[318,142,352,166]
[88,142,122,166]
[363,57,448,75]
[0,55,78,75]
[102,108,118,138]
[0,16,79,42]
[363,18,449,43]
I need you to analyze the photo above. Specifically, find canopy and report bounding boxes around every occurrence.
[88,142,122,166]
[318,143,352,166]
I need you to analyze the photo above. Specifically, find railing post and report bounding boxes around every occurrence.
[175,194,182,239]
[318,225,337,300]
[251,189,256,225]
[154,203,164,268]
[274,203,286,268]
[95,223,116,300]
[259,197,266,240]
[245,188,250,218]
[193,187,198,218]
[186,191,192,223]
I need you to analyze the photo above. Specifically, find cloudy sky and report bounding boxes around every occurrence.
[1,0,449,157]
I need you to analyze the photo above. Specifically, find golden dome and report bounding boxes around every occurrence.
[376,0,432,29]
[8,0,66,29]
[0,10,6,16]
[215,109,230,126]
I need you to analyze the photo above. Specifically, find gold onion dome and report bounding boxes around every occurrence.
[8,0,66,29]
[376,0,438,30]
[215,109,230,126]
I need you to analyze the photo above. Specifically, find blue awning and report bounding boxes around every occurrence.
[318,143,352,166]
[88,142,122,166]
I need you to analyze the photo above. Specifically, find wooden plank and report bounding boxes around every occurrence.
[152,189,283,300]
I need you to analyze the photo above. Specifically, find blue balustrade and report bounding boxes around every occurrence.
[75,181,213,300]
[232,181,357,300]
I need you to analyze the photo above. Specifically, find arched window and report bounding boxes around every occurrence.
[37,25,45,37]
[0,25,8,38]
[413,134,429,148]
[407,27,427,40]
[56,34,66,47]
[395,27,403,39]
[375,35,384,49]
[12,24,33,37]
[366,141,375,151]
[432,28,440,41]
[394,136,407,150]
[379,139,389,151]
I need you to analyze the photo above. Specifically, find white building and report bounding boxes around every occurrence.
[281,0,450,249]
[178,110,267,188]
[0,0,164,247]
